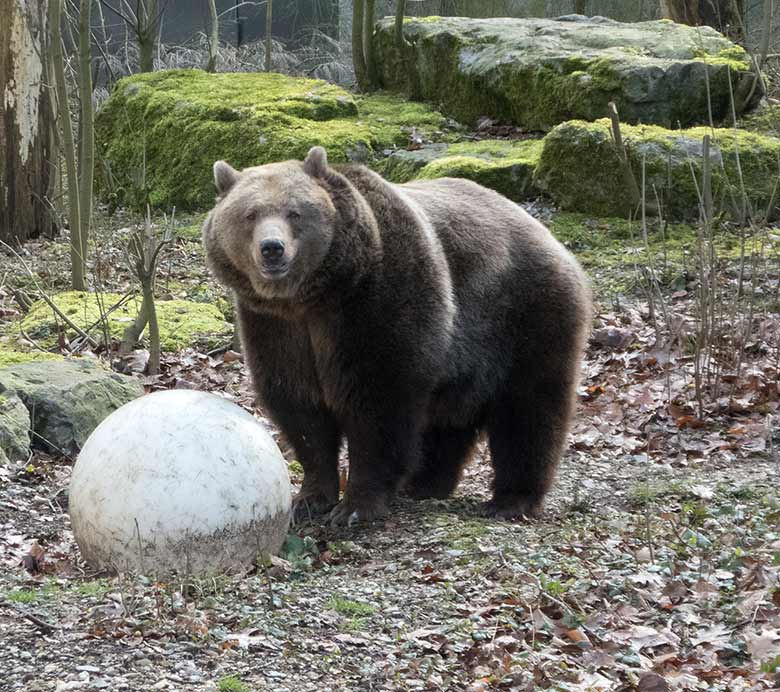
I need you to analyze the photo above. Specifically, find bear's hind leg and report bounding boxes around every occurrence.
[485,373,576,519]
[405,426,479,500]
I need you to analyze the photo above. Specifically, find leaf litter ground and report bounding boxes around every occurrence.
[0,208,779,692]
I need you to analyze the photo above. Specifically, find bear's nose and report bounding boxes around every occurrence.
[260,238,286,263]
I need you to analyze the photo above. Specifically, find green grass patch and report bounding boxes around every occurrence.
[549,212,778,297]
[75,579,109,598]
[217,676,251,692]
[5,581,60,603]
[6,589,37,604]
[327,597,376,618]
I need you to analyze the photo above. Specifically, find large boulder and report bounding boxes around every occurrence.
[0,360,143,456]
[0,392,32,462]
[534,119,780,219]
[374,15,760,131]
[378,139,542,201]
[96,70,453,211]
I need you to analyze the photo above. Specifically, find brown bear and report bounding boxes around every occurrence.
[203,147,591,526]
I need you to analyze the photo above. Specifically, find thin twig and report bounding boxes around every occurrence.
[13,608,58,634]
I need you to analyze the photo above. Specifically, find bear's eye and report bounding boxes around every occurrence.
[287,210,301,221]
[245,210,257,222]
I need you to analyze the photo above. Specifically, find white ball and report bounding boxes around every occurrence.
[69,389,292,576]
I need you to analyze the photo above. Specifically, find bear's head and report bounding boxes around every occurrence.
[203,147,338,303]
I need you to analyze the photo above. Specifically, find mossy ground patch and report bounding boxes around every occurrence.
[19,291,232,352]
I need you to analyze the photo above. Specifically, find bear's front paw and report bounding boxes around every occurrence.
[481,496,543,521]
[327,497,388,528]
[291,491,337,525]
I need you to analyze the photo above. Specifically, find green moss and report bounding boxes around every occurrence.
[75,580,109,598]
[327,597,376,617]
[174,213,207,241]
[373,16,758,131]
[535,119,780,219]
[445,517,490,552]
[5,581,60,603]
[692,45,751,70]
[740,103,780,137]
[548,211,765,296]
[0,351,61,368]
[97,70,365,210]
[217,677,251,692]
[381,32,627,130]
[20,291,232,352]
[96,71,454,211]
[6,589,37,604]
[379,138,542,200]
[357,92,458,148]
[416,139,542,200]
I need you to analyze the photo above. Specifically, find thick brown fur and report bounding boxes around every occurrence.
[203,148,592,526]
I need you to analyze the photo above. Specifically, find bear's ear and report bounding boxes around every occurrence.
[213,160,239,195]
[303,146,328,178]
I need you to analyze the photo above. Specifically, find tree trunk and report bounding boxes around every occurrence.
[77,0,94,290]
[138,36,155,72]
[144,281,161,375]
[363,0,376,86]
[352,0,367,89]
[395,0,406,48]
[206,0,219,72]
[137,0,160,72]
[661,0,745,41]
[0,0,53,245]
[265,0,273,72]
[51,0,84,289]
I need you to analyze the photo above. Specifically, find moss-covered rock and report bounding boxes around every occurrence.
[357,91,461,151]
[96,70,452,211]
[0,392,31,462]
[20,291,232,352]
[534,119,780,219]
[0,360,143,455]
[378,139,542,201]
[374,15,761,131]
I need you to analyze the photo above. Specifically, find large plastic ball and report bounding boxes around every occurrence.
[69,389,291,575]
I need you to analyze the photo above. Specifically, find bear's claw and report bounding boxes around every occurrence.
[291,492,336,525]
[327,498,388,527]
[481,497,543,521]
